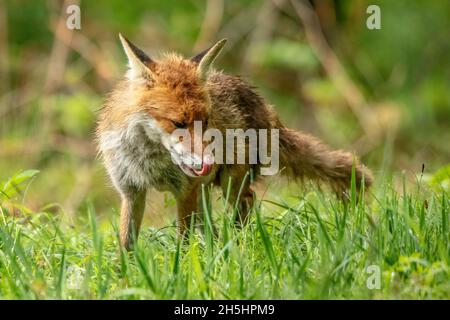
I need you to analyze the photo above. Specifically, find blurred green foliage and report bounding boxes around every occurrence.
[0,0,449,218]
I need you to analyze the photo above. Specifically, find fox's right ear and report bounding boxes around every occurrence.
[119,33,156,81]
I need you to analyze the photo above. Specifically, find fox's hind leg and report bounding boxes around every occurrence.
[119,187,147,250]
[220,166,255,226]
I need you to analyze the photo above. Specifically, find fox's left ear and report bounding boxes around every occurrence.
[191,39,227,80]
[119,33,156,81]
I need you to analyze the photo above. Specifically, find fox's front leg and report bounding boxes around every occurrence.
[197,185,218,237]
[119,187,147,250]
[176,187,199,236]
[220,166,255,226]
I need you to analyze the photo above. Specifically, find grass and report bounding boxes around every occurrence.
[0,170,449,299]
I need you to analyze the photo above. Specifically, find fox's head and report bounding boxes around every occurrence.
[119,34,226,178]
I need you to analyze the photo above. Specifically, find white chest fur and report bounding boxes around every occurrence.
[98,113,185,192]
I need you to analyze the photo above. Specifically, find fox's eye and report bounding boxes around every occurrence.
[173,121,187,129]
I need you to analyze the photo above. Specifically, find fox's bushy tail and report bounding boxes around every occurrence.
[279,127,373,194]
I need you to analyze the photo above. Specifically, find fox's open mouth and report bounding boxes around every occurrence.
[179,154,214,178]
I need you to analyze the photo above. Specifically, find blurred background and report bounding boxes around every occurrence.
[0,0,449,223]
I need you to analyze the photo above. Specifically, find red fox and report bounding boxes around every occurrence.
[96,35,373,250]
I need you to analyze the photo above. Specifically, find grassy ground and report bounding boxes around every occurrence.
[0,170,449,299]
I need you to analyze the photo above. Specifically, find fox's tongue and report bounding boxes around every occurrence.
[193,154,214,176]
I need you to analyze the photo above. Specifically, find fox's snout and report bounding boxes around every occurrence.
[174,150,214,177]
[166,134,214,177]
[163,124,215,177]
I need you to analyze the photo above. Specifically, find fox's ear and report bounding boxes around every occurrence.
[191,38,227,80]
[119,33,156,81]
